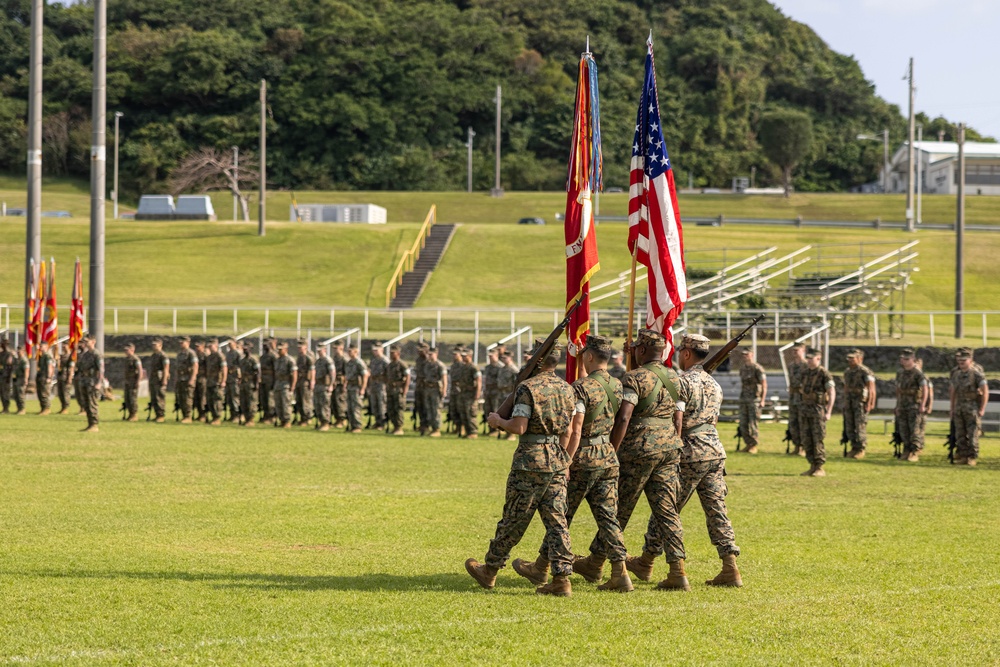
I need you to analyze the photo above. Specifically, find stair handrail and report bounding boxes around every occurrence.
[386,205,436,308]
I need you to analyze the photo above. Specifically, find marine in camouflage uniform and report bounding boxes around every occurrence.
[193,341,208,421]
[786,343,807,456]
[239,341,261,426]
[448,346,464,434]
[313,345,335,431]
[35,341,55,414]
[174,336,199,423]
[950,348,989,466]
[76,336,104,431]
[148,338,168,422]
[737,349,766,453]
[273,342,297,428]
[896,348,928,461]
[259,340,276,424]
[386,346,410,435]
[420,348,447,436]
[368,344,389,430]
[11,346,29,414]
[466,340,576,596]
[413,343,429,433]
[56,345,76,415]
[0,337,14,413]
[539,335,631,592]
[344,344,369,433]
[495,352,520,442]
[295,340,316,426]
[598,330,690,591]
[225,340,243,422]
[672,334,742,586]
[798,348,835,476]
[122,343,143,421]
[482,349,503,431]
[73,342,87,416]
[914,358,932,452]
[455,349,482,439]
[842,349,876,458]
[608,352,627,382]
[204,339,228,425]
[331,341,349,428]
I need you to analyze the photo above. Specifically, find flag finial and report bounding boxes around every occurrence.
[648,30,653,45]
[585,35,590,54]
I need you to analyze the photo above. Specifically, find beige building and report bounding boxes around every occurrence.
[888,141,1000,196]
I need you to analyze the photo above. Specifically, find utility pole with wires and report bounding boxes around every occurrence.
[491,85,503,198]
[905,57,916,232]
[24,0,43,359]
[258,79,266,237]
[955,123,966,340]
[89,0,107,353]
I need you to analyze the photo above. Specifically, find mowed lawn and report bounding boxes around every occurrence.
[1,400,999,664]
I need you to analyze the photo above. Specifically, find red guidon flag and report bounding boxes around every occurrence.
[25,259,38,357]
[42,258,58,346]
[68,258,85,360]
[627,35,686,361]
[563,48,603,381]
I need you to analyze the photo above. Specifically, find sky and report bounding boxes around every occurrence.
[772,0,1000,140]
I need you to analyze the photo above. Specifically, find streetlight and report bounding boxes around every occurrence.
[915,123,923,225]
[857,129,889,193]
[113,111,123,219]
[232,145,239,221]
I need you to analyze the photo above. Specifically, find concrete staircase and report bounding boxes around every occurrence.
[389,224,458,309]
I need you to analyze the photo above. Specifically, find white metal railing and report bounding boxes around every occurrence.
[487,326,533,361]
[381,327,426,351]
[778,322,833,387]
[317,328,362,350]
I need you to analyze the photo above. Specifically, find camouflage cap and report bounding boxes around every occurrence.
[846,348,864,359]
[805,347,821,358]
[0,336,8,344]
[332,339,344,347]
[277,340,289,348]
[209,338,219,345]
[124,342,135,349]
[179,335,191,342]
[243,339,254,350]
[427,346,438,353]
[296,339,307,346]
[584,334,615,356]
[348,343,359,350]
[151,337,163,344]
[899,347,915,358]
[791,341,807,349]
[453,344,464,352]
[389,345,401,353]
[679,334,711,353]
[635,329,667,351]
[417,342,429,350]
[956,347,973,359]
[529,337,563,358]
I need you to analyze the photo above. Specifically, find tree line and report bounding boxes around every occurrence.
[0,0,992,196]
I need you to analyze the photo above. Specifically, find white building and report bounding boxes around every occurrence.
[888,141,1000,196]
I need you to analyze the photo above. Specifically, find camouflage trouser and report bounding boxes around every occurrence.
[915,412,927,450]
[738,399,760,447]
[387,387,406,430]
[0,376,11,411]
[207,383,224,421]
[83,382,100,427]
[74,376,86,414]
[13,381,26,411]
[455,391,477,436]
[544,464,627,563]
[176,380,194,419]
[313,386,332,426]
[347,385,364,430]
[124,382,139,418]
[36,377,51,411]
[954,406,982,461]
[295,381,313,423]
[260,380,273,421]
[151,382,166,419]
[274,381,293,426]
[369,383,387,427]
[240,384,258,423]
[591,448,686,563]
[798,402,827,466]
[677,459,739,558]
[225,382,240,421]
[897,404,921,453]
[413,384,426,428]
[486,468,572,577]
[483,389,498,417]
[420,387,442,431]
[788,397,802,446]
[194,378,207,419]
[333,384,348,423]
[843,399,868,451]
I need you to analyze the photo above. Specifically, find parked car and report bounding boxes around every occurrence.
[517,217,546,225]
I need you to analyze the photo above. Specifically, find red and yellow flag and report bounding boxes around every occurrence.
[68,258,85,360]
[42,258,58,347]
[563,48,602,381]
[25,259,38,357]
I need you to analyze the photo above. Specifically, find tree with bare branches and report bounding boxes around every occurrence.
[168,148,259,221]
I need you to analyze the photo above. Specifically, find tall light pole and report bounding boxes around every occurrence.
[113,111,122,219]
[258,79,266,237]
[857,129,889,193]
[89,0,107,354]
[491,84,503,198]
[232,146,239,221]
[955,123,966,340]
[905,57,915,231]
[916,123,923,225]
[24,0,43,351]
[466,126,475,194]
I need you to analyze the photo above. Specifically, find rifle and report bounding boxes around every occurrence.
[734,425,743,452]
[945,417,956,464]
[890,416,904,459]
[702,316,765,374]
[495,299,582,420]
[782,428,793,454]
[120,401,128,421]
[841,421,850,457]
[174,396,181,422]
[145,401,154,422]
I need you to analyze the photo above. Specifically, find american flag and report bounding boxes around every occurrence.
[627,35,686,358]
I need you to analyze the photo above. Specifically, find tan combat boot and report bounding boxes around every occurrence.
[243,420,254,427]
[810,465,827,477]
[58,409,68,415]
[16,409,26,415]
[155,416,165,424]
[967,458,978,467]
[464,558,497,590]
[625,551,656,582]
[466,433,478,440]
[512,555,549,586]
[128,415,138,422]
[906,451,919,462]
[800,465,816,476]
[597,560,634,592]
[706,554,743,587]
[392,428,405,436]
[796,446,806,457]
[181,417,193,424]
[744,445,758,455]
[210,419,221,426]
[82,425,99,433]
[318,424,330,432]
[39,408,51,416]
[536,575,572,597]
[655,559,692,591]
[430,430,441,437]
[852,449,866,460]
[572,554,606,583]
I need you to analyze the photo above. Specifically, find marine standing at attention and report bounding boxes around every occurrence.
[737,349,766,454]
[799,348,835,477]
[842,349,876,459]
[148,337,169,422]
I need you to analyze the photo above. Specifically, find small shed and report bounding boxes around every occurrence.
[136,195,175,220]
[291,204,387,224]
[175,195,217,221]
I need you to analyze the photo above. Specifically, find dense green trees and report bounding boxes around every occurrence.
[0,0,991,195]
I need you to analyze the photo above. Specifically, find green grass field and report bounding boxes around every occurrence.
[1,401,999,664]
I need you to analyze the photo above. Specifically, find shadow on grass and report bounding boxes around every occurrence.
[9,569,500,592]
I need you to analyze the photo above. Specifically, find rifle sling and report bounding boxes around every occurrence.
[635,363,679,415]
